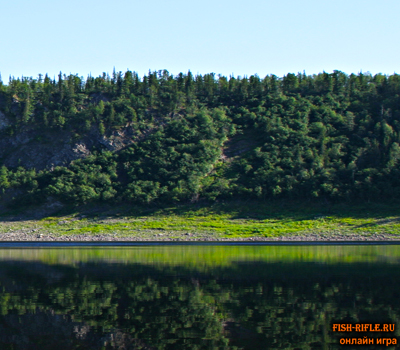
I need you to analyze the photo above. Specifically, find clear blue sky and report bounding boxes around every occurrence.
[1,0,399,81]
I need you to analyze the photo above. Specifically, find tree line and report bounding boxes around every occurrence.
[0,69,399,205]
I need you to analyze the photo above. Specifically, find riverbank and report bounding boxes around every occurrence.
[0,201,399,241]
[0,231,398,241]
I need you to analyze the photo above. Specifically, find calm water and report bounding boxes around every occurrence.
[0,244,399,349]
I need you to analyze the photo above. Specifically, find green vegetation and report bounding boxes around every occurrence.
[1,70,400,206]
[0,70,400,238]
[1,201,400,239]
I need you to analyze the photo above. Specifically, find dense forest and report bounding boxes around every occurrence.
[0,69,399,206]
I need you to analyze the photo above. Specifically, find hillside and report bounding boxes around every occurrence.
[0,70,400,210]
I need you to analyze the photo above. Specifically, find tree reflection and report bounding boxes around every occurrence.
[0,261,398,349]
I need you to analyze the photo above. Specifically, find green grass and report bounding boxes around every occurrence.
[1,200,400,239]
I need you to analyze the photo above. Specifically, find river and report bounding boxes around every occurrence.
[0,243,398,349]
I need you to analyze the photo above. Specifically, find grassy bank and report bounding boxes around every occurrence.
[0,200,399,240]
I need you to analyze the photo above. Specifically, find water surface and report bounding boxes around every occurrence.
[0,244,398,349]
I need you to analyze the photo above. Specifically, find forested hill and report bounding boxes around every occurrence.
[0,70,399,207]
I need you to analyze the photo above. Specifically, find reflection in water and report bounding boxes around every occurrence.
[0,245,398,349]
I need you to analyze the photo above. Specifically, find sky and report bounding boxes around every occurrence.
[1,0,399,81]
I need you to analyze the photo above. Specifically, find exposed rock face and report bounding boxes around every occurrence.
[0,129,89,170]
[98,125,136,151]
[0,124,137,171]
[0,111,10,130]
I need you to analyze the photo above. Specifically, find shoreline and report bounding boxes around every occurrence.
[0,231,399,242]
[0,240,399,247]
[1,201,400,243]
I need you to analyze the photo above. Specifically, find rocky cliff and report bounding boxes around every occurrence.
[0,120,138,171]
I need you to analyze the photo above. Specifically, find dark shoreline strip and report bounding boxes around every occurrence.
[0,241,399,248]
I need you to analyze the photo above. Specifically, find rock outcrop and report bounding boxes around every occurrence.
[0,124,138,171]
